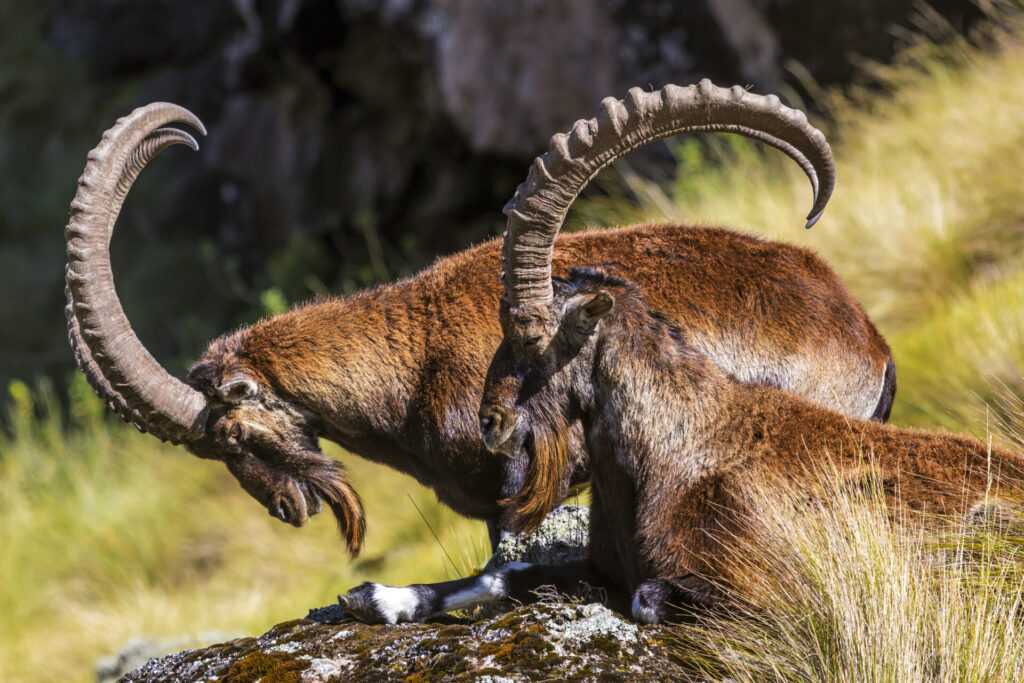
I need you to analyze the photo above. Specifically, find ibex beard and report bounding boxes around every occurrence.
[184,334,367,553]
[478,330,578,534]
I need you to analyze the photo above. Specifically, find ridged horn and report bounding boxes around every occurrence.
[65,102,210,444]
[501,79,836,313]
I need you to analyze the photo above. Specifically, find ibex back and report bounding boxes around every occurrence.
[64,82,892,556]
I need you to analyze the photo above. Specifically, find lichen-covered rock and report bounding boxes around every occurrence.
[95,632,240,682]
[485,504,590,570]
[122,602,692,682]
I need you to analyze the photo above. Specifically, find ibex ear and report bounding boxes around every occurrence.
[217,370,260,404]
[186,360,220,395]
[570,290,614,333]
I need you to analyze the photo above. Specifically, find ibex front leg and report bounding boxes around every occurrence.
[338,560,604,624]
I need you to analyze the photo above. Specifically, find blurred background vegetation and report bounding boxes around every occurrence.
[2,0,1023,680]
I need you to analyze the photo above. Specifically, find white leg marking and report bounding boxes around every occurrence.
[440,562,533,613]
[502,561,532,572]
[631,592,661,625]
[370,585,421,624]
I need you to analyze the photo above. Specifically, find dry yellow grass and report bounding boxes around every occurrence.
[671,470,1024,682]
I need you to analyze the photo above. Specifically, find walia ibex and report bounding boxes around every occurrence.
[66,81,892,559]
[472,266,1024,624]
[336,87,1021,627]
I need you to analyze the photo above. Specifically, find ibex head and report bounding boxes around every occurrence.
[480,270,622,532]
[65,104,364,555]
[480,80,837,530]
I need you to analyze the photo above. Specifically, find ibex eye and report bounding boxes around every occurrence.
[229,424,243,440]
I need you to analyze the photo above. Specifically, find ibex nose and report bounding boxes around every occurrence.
[269,484,310,528]
[479,405,519,454]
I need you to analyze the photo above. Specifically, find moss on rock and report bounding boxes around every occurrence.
[122,602,694,682]
[221,650,308,683]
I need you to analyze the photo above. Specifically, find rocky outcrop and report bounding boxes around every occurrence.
[117,505,686,682]
[485,504,590,570]
[95,633,241,683]
[122,602,691,682]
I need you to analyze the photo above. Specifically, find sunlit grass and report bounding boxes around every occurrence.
[0,375,486,682]
[670,471,1024,682]
[890,272,1024,438]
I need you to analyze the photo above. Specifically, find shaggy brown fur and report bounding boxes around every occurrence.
[187,224,894,554]
[480,268,1024,620]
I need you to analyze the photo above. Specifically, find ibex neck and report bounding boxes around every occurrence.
[590,311,737,480]
[245,288,424,435]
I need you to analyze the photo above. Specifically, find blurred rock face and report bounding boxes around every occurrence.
[438,0,616,155]
[50,0,982,273]
[0,0,972,392]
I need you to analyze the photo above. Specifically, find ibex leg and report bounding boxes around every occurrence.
[338,560,619,624]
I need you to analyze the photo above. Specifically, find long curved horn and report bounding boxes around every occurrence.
[501,79,836,314]
[65,103,210,444]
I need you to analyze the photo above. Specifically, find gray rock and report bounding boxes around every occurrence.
[485,504,590,570]
[94,632,239,683]
[119,505,686,681]
[122,602,693,681]
[438,0,615,156]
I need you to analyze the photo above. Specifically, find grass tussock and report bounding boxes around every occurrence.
[671,471,1024,682]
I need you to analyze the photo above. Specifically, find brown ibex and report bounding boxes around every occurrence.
[474,265,1024,624]
[335,87,1021,627]
[65,82,892,559]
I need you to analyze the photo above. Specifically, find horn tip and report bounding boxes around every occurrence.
[805,209,824,229]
